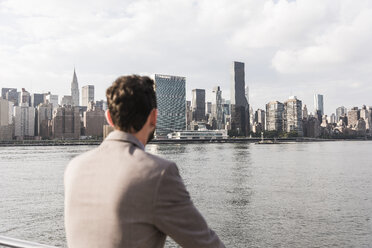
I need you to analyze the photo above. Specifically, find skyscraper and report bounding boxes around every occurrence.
[283,96,303,135]
[191,89,205,121]
[206,102,212,114]
[154,74,186,137]
[348,107,360,128]
[230,61,250,136]
[45,93,59,109]
[249,105,254,132]
[71,69,80,106]
[8,101,14,125]
[52,106,80,139]
[329,113,336,124]
[222,102,230,116]
[0,98,9,126]
[61,95,73,106]
[19,88,31,106]
[211,86,223,129]
[14,104,35,137]
[186,101,192,129]
[37,103,53,139]
[2,88,18,105]
[266,101,284,132]
[31,93,45,107]
[360,105,371,133]
[254,109,266,127]
[303,105,309,119]
[336,106,347,122]
[84,106,106,137]
[1,88,13,99]
[95,100,108,111]
[0,98,13,140]
[82,85,95,107]
[314,94,324,117]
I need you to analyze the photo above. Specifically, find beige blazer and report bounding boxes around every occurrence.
[64,130,225,248]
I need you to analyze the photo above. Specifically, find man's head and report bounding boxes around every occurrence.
[106,75,157,145]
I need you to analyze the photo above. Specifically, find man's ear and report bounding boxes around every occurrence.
[149,109,157,127]
[105,110,115,127]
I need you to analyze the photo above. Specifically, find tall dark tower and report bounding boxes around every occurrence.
[191,89,206,121]
[230,61,250,136]
[71,69,79,106]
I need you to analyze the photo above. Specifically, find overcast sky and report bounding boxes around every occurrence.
[1,0,372,115]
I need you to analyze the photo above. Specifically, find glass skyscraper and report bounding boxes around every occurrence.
[314,94,324,117]
[154,74,186,137]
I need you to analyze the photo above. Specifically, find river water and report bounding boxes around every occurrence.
[0,141,372,247]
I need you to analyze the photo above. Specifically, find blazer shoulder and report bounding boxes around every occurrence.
[138,149,176,171]
[68,146,98,166]
[64,147,100,178]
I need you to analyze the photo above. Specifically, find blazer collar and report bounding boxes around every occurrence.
[105,130,145,150]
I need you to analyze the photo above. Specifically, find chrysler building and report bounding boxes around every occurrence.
[71,69,80,106]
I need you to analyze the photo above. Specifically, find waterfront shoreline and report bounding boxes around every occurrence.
[0,137,370,147]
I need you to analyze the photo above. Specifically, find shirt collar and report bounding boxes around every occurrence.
[105,130,145,150]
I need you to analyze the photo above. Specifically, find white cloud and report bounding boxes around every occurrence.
[272,6,372,75]
[0,0,372,114]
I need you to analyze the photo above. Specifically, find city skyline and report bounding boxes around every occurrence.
[2,64,371,118]
[1,0,372,115]
[0,65,369,119]
[2,67,371,118]
[1,71,371,140]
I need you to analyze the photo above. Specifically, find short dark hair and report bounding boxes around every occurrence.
[106,75,157,132]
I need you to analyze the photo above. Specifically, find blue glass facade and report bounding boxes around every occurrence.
[154,74,186,137]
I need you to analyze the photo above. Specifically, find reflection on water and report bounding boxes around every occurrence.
[1,142,372,247]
